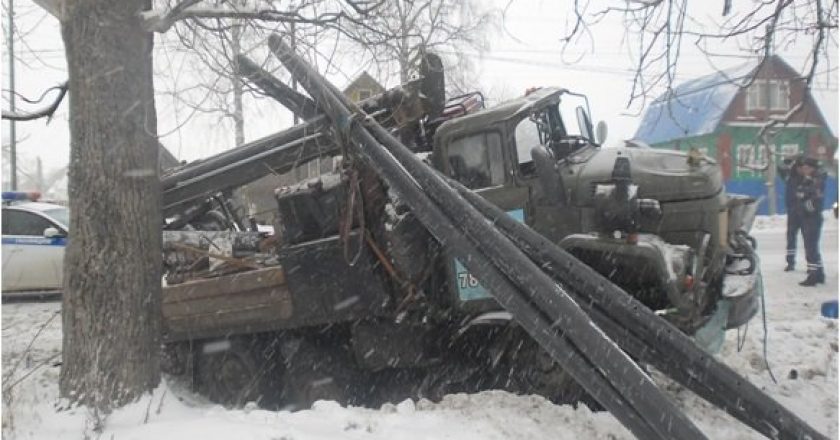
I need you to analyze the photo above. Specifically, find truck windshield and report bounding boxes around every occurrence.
[557,89,597,141]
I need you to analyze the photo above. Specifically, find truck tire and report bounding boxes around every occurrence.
[487,329,587,405]
[194,336,284,408]
[281,338,363,408]
[519,341,587,405]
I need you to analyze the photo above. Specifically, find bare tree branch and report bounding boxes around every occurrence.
[2,81,68,122]
[564,0,837,107]
[142,0,383,33]
[341,0,496,90]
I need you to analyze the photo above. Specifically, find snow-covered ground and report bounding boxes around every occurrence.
[2,214,838,439]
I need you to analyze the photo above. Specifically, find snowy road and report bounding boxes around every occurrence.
[2,215,837,439]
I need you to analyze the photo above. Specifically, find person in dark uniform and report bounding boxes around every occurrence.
[778,155,803,271]
[795,157,826,286]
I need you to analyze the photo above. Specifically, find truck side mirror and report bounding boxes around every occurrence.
[531,146,566,207]
[595,121,608,145]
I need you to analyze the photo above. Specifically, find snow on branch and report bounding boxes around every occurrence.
[2,81,69,123]
[141,0,383,33]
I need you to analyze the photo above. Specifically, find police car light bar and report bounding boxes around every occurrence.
[2,191,41,202]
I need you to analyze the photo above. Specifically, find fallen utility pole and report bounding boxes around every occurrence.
[159,63,438,219]
[267,34,707,440]
[447,177,827,440]
[237,56,320,121]
[160,118,334,216]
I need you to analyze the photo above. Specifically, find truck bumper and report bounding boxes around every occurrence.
[692,255,762,353]
[721,257,762,330]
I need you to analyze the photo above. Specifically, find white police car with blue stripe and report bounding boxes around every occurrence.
[2,192,69,293]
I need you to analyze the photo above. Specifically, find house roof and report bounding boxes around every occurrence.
[341,71,385,95]
[634,61,759,144]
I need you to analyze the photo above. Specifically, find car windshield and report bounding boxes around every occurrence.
[44,207,70,227]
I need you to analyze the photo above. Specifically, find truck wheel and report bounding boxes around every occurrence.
[281,339,363,408]
[529,347,587,405]
[194,336,284,408]
[507,337,586,405]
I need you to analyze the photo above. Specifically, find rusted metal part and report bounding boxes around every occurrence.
[363,230,403,285]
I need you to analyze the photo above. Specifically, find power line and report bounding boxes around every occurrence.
[440,50,635,77]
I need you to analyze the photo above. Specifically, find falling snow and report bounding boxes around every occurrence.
[2,214,837,439]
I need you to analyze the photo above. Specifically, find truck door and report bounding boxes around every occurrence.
[442,129,528,309]
[445,129,529,213]
[509,113,573,243]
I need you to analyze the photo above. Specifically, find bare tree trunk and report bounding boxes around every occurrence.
[59,0,162,411]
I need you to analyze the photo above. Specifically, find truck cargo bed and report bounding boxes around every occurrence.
[162,232,392,341]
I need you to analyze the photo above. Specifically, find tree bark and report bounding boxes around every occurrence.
[59,0,162,411]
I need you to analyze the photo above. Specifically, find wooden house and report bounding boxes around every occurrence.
[634,55,837,214]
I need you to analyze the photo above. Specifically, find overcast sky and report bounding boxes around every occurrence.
[2,0,837,183]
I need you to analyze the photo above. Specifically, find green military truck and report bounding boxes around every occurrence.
[159,81,761,408]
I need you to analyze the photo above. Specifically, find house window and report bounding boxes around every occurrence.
[736,144,755,171]
[357,89,372,101]
[746,80,789,111]
[756,144,769,167]
[736,144,774,176]
[780,144,800,158]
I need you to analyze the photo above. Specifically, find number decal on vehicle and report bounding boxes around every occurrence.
[457,272,480,289]
[453,208,524,302]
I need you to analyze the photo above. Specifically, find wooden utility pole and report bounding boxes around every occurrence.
[7,0,16,190]
[764,26,778,215]
[35,156,42,192]
[291,20,298,125]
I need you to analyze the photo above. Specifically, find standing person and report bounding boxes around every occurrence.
[779,155,803,271]
[796,157,826,286]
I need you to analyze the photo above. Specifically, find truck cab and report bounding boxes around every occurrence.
[432,87,759,343]
[433,87,587,244]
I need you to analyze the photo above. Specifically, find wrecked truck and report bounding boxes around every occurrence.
[158,70,761,410]
[153,38,829,439]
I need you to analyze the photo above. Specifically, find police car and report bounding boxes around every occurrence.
[2,192,68,292]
